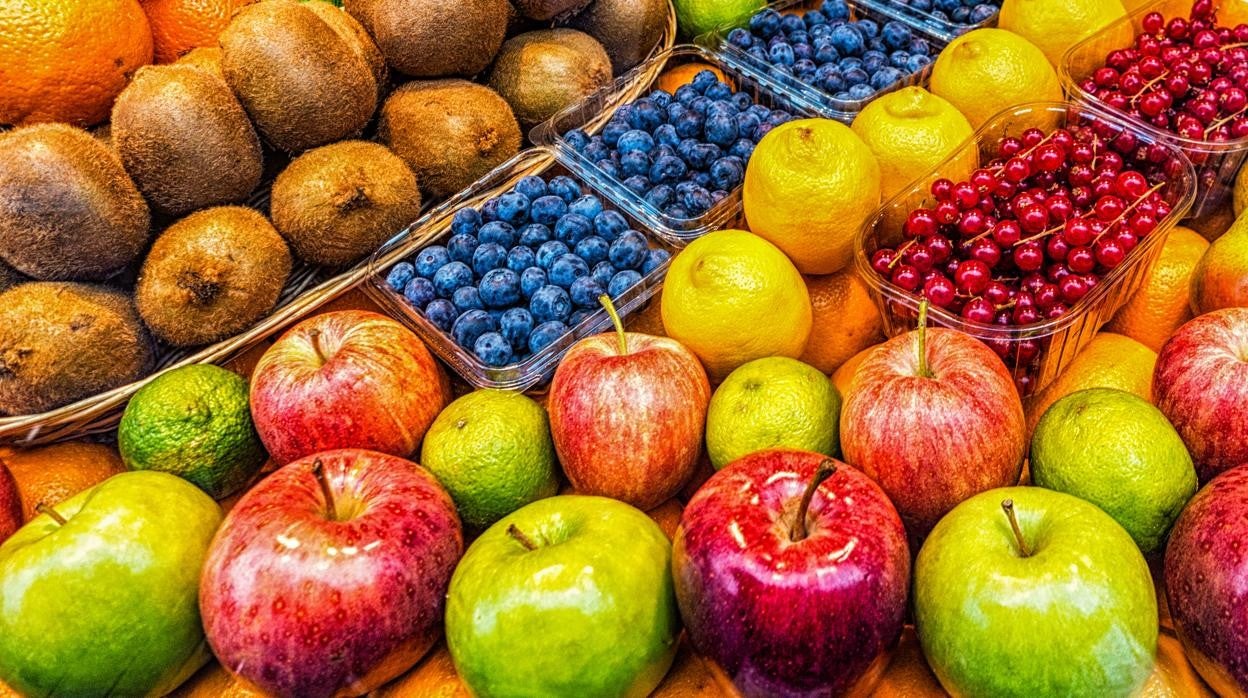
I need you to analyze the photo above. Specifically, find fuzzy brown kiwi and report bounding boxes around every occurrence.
[176,47,225,80]
[112,64,264,217]
[561,0,668,73]
[136,206,293,347]
[512,0,590,21]
[0,261,25,293]
[0,124,151,281]
[301,2,389,96]
[219,0,378,153]
[344,0,509,78]
[378,80,521,200]
[486,29,613,127]
[0,282,154,416]
[270,141,421,267]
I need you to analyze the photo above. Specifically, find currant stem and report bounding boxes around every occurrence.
[916,300,933,379]
[1001,499,1032,558]
[598,294,628,356]
[312,459,338,522]
[791,459,837,542]
[507,524,539,551]
[36,502,67,527]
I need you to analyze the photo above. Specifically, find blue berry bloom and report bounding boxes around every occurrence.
[495,192,530,225]
[574,235,610,267]
[414,245,451,278]
[451,208,482,236]
[520,266,547,299]
[529,320,568,354]
[554,213,595,244]
[549,253,590,288]
[641,247,671,275]
[514,175,548,200]
[446,234,477,265]
[591,261,617,287]
[473,332,513,367]
[594,210,629,240]
[569,276,606,308]
[500,307,534,352]
[608,269,643,298]
[452,309,496,350]
[403,276,436,307]
[452,285,484,312]
[568,195,604,220]
[479,268,521,308]
[424,298,457,332]
[433,261,473,298]
[609,231,648,270]
[548,175,581,203]
[536,240,570,269]
[477,221,516,248]
[530,285,573,323]
[518,223,552,247]
[471,242,508,277]
[386,261,415,291]
[506,245,536,273]
[530,195,569,226]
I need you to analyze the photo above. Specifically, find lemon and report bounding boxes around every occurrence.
[742,118,881,275]
[672,0,764,39]
[851,87,977,201]
[1031,387,1197,553]
[661,229,812,380]
[929,28,1063,129]
[998,0,1130,70]
[705,357,841,469]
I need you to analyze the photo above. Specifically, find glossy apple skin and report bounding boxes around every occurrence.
[250,311,449,465]
[548,330,710,511]
[915,487,1157,697]
[1165,464,1248,696]
[1154,308,1248,483]
[0,461,20,543]
[200,449,463,698]
[674,450,910,698]
[840,326,1025,542]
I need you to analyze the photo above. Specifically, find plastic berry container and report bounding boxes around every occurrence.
[1061,0,1248,218]
[699,0,949,123]
[530,44,815,243]
[363,148,677,392]
[857,0,1000,44]
[855,101,1196,396]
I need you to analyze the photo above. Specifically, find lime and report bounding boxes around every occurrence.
[118,364,267,499]
[672,0,764,39]
[1030,387,1197,553]
[420,389,559,530]
[705,357,841,469]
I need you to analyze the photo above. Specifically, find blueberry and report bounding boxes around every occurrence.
[844,66,870,86]
[608,269,643,298]
[910,0,933,10]
[472,243,507,277]
[815,43,841,64]
[804,8,826,25]
[616,130,655,156]
[495,192,530,225]
[452,309,496,350]
[951,6,971,22]
[857,19,880,37]
[499,307,534,352]
[691,70,720,93]
[549,253,590,288]
[597,159,620,179]
[794,58,818,75]
[569,309,594,326]
[891,50,912,68]
[478,221,516,248]
[591,261,617,287]
[674,84,700,106]
[642,247,671,274]
[472,331,513,366]
[665,102,688,126]
[446,234,478,265]
[829,24,864,56]
[736,110,762,136]
[600,119,628,147]
[646,155,685,185]
[403,276,436,307]
[710,157,745,190]
[817,68,845,93]
[620,150,651,178]
[530,195,570,227]
[768,42,796,67]
[621,176,648,195]
[788,32,811,48]
[453,285,484,312]
[908,38,932,55]
[767,110,793,126]
[574,235,610,267]
[881,21,912,50]
[548,175,581,203]
[728,27,754,48]
[969,4,997,22]
[704,112,739,147]
[506,245,536,273]
[648,89,673,109]
[666,204,690,219]
[569,276,605,308]
[870,66,905,91]
[583,139,611,163]
[747,45,769,62]
[682,185,714,214]
[862,50,889,73]
[679,139,721,170]
[386,262,416,291]
[654,124,681,149]
[749,8,781,38]
[780,13,805,34]
[824,0,850,20]
[847,83,875,100]
[705,82,733,102]
[728,138,755,160]
[627,101,664,132]
[568,195,604,220]
[520,266,547,299]
[731,92,753,112]
[562,129,591,152]
[480,197,500,222]
[674,111,705,139]
[554,213,594,244]
[529,320,568,354]
[536,240,570,269]
[451,208,482,236]
[433,261,473,298]
[530,285,573,323]
[424,299,457,331]
[479,268,521,308]
[646,183,676,209]
[711,189,730,204]
[594,210,629,240]
[768,63,794,78]
[840,56,864,71]
[609,231,648,270]
[412,245,449,278]
[514,177,546,202]
[518,223,552,247]
[655,143,678,160]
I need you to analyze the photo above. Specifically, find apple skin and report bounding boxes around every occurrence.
[840,326,1025,542]
[1164,464,1248,696]
[0,461,20,543]
[673,449,909,698]
[915,486,1158,697]
[0,471,222,697]
[1154,308,1248,483]
[548,330,710,511]
[446,495,680,697]
[200,449,463,698]
[249,310,450,465]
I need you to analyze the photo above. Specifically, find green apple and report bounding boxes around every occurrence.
[0,471,222,697]
[446,495,679,698]
[915,486,1157,697]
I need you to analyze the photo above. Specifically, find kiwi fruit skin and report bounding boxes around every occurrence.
[219,0,378,153]
[112,64,264,217]
[270,141,421,267]
[379,80,521,200]
[0,124,151,282]
[176,47,225,81]
[344,0,509,78]
[302,2,389,97]
[512,0,590,21]
[136,206,293,347]
[561,0,668,74]
[0,282,154,416]
[487,29,613,127]
[0,261,25,293]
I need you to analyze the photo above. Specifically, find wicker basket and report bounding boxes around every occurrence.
[0,3,677,446]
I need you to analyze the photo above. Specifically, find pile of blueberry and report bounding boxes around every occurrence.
[888,0,1000,28]
[560,70,794,221]
[726,2,937,101]
[385,174,670,368]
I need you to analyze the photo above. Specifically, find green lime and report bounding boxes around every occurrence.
[1031,387,1198,554]
[705,356,841,470]
[420,389,559,531]
[672,0,764,39]
[118,364,267,500]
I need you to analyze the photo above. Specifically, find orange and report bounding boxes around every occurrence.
[651,644,727,697]
[1023,332,1156,437]
[648,499,683,541]
[373,644,470,697]
[0,0,154,126]
[168,662,266,698]
[1107,226,1209,352]
[1137,630,1215,697]
[799,270,886,375]
[658,63,729,93]
[871,627,946,697]
[0,441,126,521]
[144,0,256,64]
[831,344,880,397]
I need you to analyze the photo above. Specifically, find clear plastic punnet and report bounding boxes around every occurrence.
[855,0,1000,43]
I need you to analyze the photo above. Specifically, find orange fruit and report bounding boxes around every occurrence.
[144,0,255,63]
[648,499,684,541]
[799,270,886,375]
[373,643,470,697]
[1023,332,1157,436]
[0,441,127,521]
[1137,629,1215,697]
[658,63,729,93]
[1107,226,1209,352]
[831,344,880,398]
[0,0,154,126]
[168,662,266,698]
[651,643,727,697]
[871,627,945,697]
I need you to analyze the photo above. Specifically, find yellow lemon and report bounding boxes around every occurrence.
[998,0,1131,69]
[661,229,812,380]
[929,28,1063,129]
[742,118,881,275]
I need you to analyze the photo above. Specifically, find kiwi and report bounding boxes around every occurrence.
[270,141,421,267]
[512,0,590,21]
[0,124,151,281]
[0,261,25,293]
[176,47,225,80]
[344,0,509,78]
[379,80,521,200]
[487,29,613,127]
[136,207,293,347]
[302,2,389,96]
[112,64,264,217]
[0,282,154,416]
[219,0,379,153]
[561,0,668,73]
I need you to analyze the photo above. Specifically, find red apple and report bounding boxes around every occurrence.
[250,310,449,465]
[200,449,463,697]
[548,297,710,511]
[0,459,20,543]
[839,306,1026,542]
[1154,308,1248,483]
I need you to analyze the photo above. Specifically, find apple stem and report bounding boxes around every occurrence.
[312,459,338,522]
[36,502,67,527]
[507,524,539,551]
[1001,499,1032,558]
[791,459,838,542]
[308,329,327,365]
[598,294,629,356]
